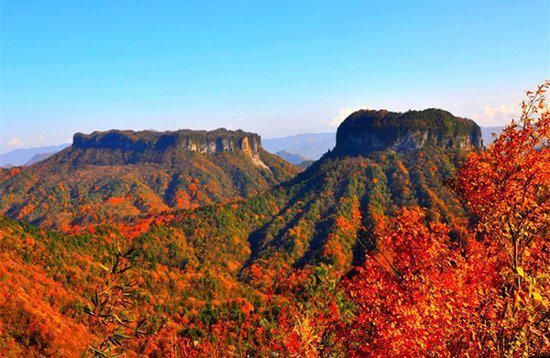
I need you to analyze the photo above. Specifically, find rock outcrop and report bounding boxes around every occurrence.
[73,128,262,155]
[334,108,482,155]
[71,128,270,168]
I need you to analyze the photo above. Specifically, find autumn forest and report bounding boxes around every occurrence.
[0,81,547,356]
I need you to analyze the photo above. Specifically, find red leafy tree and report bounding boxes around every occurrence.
[457,82,549,353]
[340,207,495,355]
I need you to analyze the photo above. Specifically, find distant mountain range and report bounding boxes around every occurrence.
[0,144,69,167]
[263,132,335,160]
[480,126,504,145]
[274,150,309,164]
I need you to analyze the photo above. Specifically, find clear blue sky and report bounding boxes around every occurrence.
[1,1,548,153]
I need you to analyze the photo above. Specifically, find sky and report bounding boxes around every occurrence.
[1,1,548,153]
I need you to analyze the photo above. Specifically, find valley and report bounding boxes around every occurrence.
[1,99,546,355]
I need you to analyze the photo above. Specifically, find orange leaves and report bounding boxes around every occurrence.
[456,83,549,353]
[287,225,302,238]
[458,83,549,273]
[334,196,362,236]
[79,204,91,214]
[175,189,192,208]
[188,182,199,194]
[8,167,21,177]
[15,203,36,220]
[0,252,92,356]
[334,215,353,233]
[107,196,126,205]
[23,236,35,248]
[395,160,409,175]
[340,207,492,355]
[322,238,347,268]
[337,83,547,355]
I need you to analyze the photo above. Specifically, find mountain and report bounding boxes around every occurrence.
[121,108,482,287]
[192,108,482,279]
[481,126,504,145]
[275,150,310,164]
[296,159,314,169]
[0,128,298,230]
[335,108,481,155]
[0,108,485,355]
[0,144,69,167]
[264,125,500,160]
[263,132,335,160]
[25,151,59,165]
[0,125,502,168]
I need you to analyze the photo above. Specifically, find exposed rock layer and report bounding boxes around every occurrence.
[73,128,262,155]
[334,109,482,155]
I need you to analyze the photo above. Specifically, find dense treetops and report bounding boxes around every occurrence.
[335,108,482,155]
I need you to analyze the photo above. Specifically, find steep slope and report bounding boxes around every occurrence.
[0,128,298,230]
[0,216,95,355]
[0,108,485,355]
[335,108,481,154]
[161,109,482,284]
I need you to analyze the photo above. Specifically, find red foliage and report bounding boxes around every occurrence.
[340,207,496,355]
[457,82,549,353]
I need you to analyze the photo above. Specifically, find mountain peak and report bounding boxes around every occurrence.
[334,108,482,155]
[72,128,262,155]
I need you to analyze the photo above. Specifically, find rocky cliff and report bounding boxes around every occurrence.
[73,128,262,155]
[334,108,482,155]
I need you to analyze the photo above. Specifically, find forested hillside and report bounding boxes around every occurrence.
[0,128,298,232]
[0,87,547,356]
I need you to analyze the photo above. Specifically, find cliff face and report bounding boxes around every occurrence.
[73,128,262,155]
[334,109,482,155]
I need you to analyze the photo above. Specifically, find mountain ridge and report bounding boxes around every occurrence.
[0,128,298,230]
[1,124,503,168]
[334,108,482,156]
[275,150,310,164]
[0,144,69,167]
[73,128,262,155]
[153,108,482,282]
